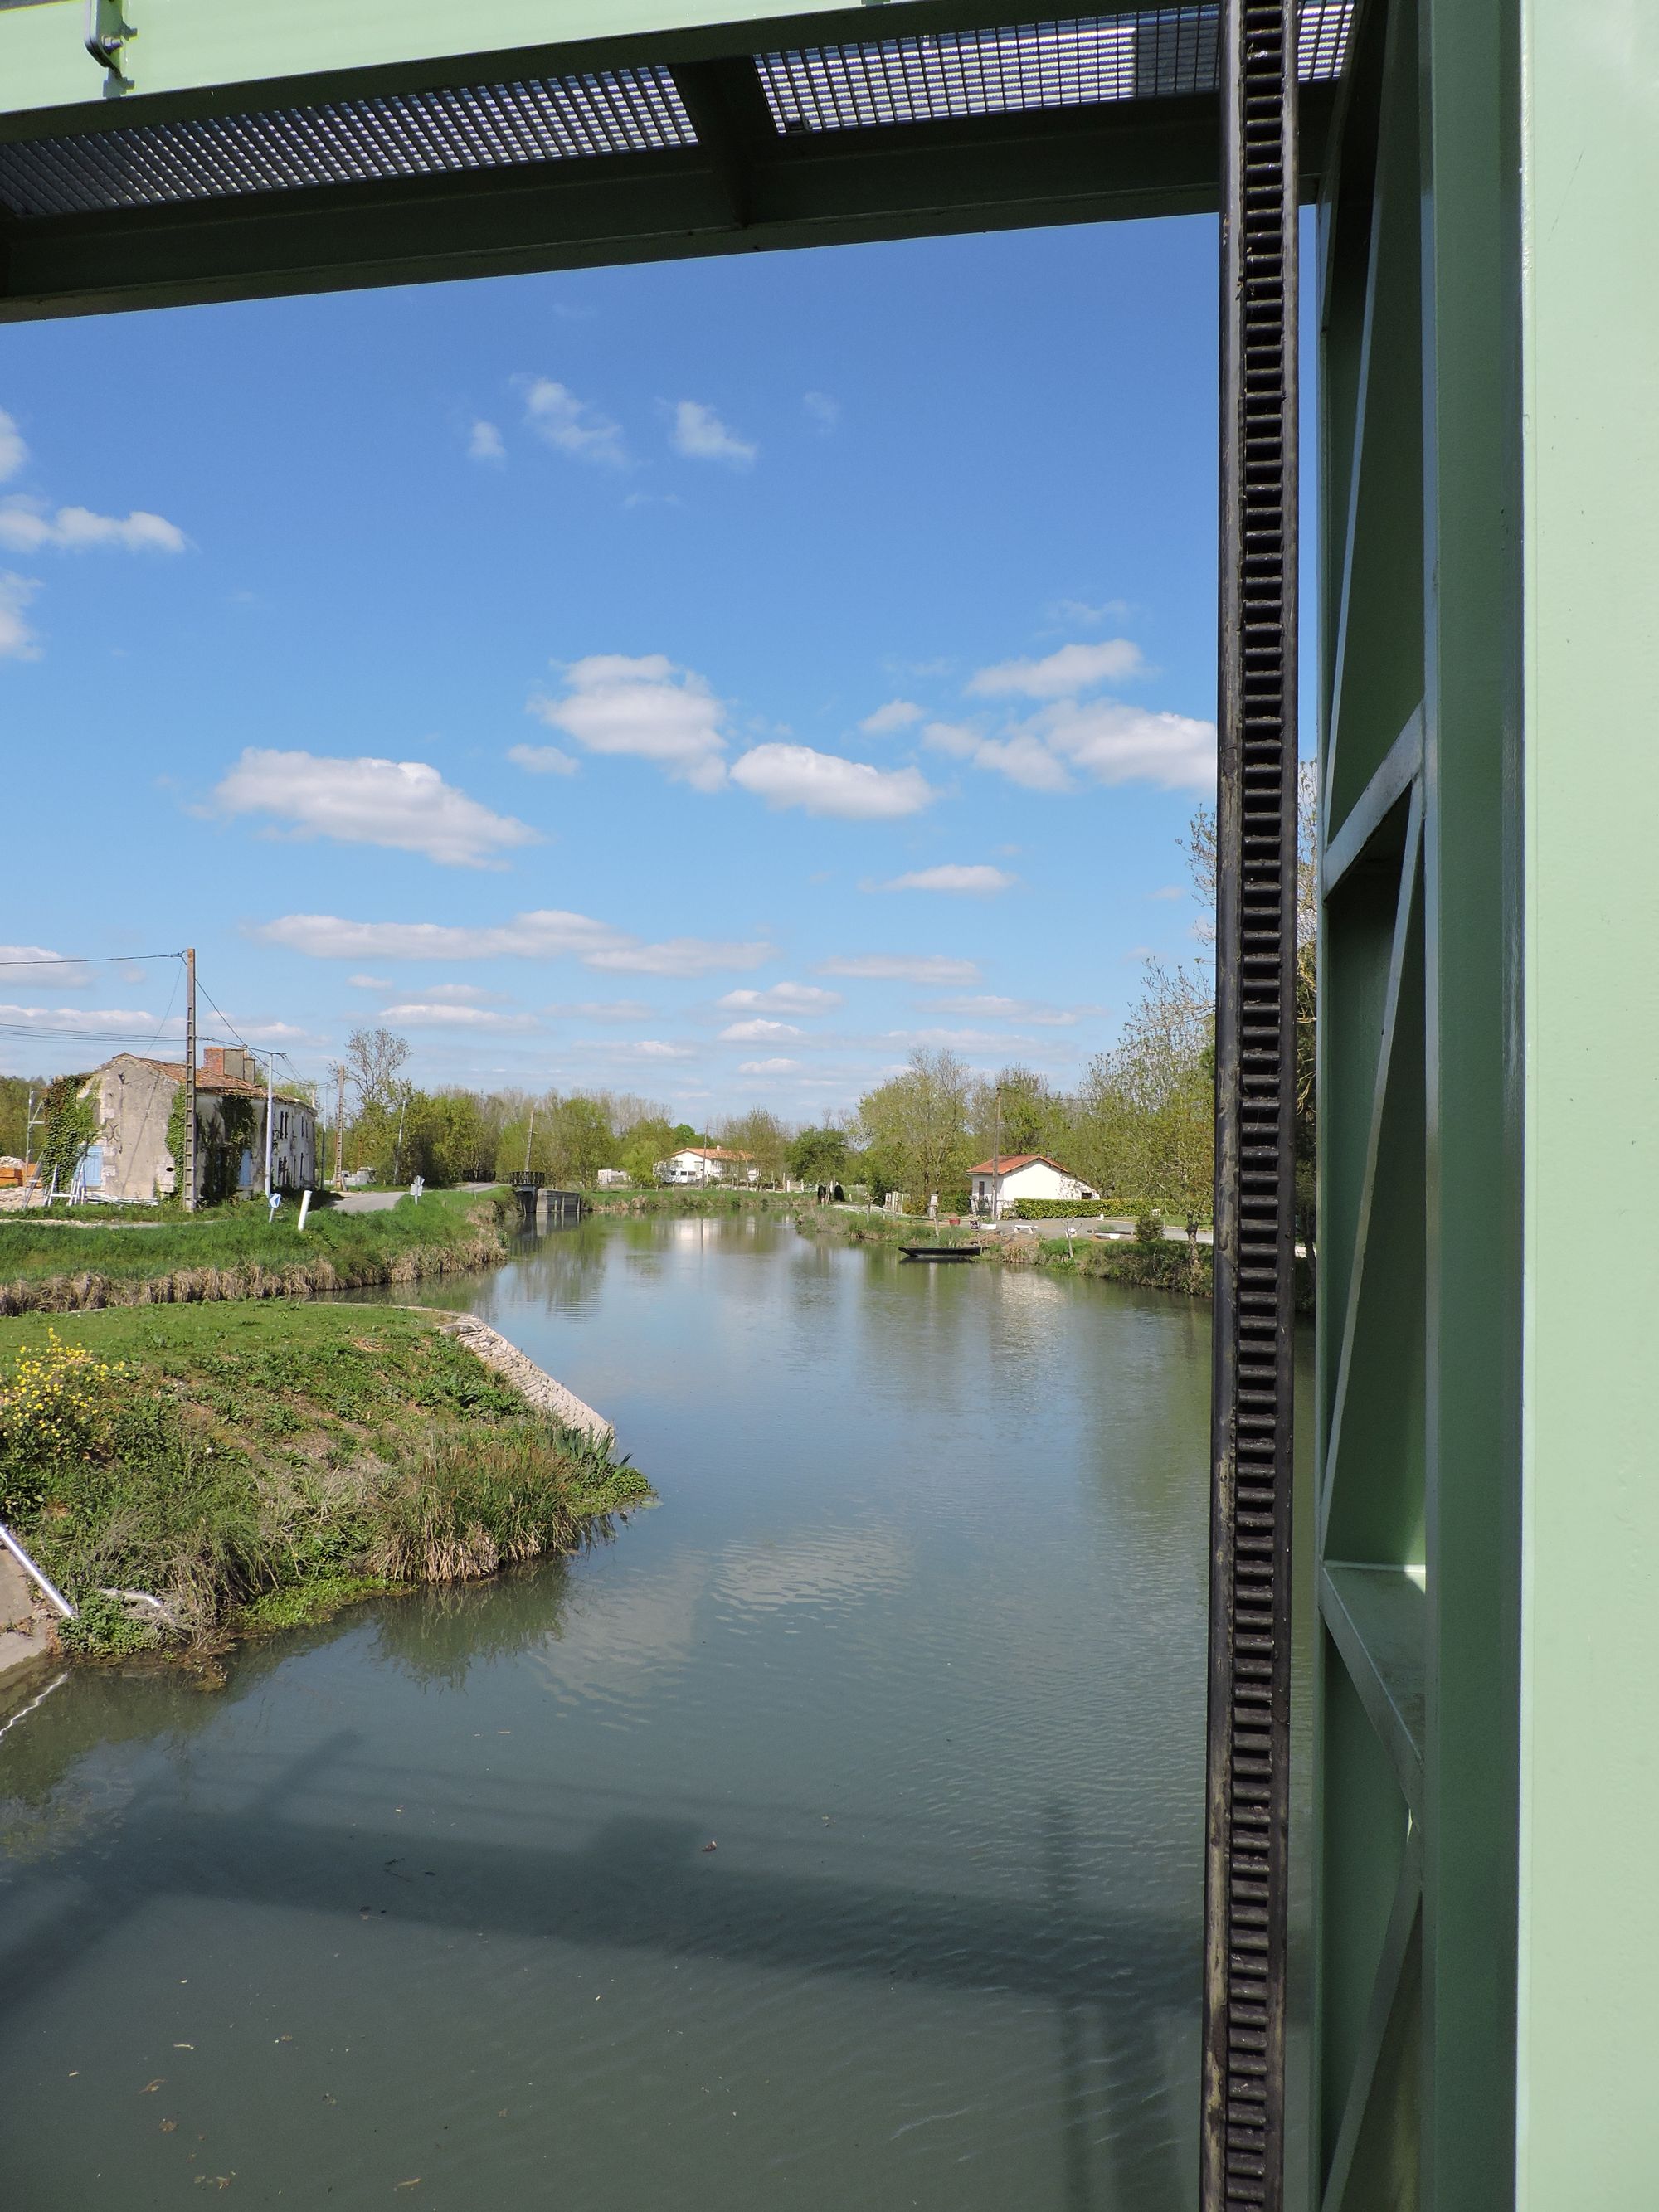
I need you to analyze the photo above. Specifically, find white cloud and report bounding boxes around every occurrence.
[730,743,934,820]
[212,749,541,868]
[0,1001,182,1038]
[577,1038,696,1062]
[348,973,394,989]
[0,574,38,659]
[1051,596,1132,626]
[1151,883,1186,901]
[1034,698,1214,790]
[718,982,842,1015]
[878,864,1016,895]
[227,1018,324,1048]
[530,654,727,791]
[0,944,93,989]
[520,377,628,467]
[818,952,981,984]
[966,638,1146,700]
[803,391,840,434]
[670,400,757,467]
[888,1026,1045,1051]
[921,994,1082,1027]
[543,999,656,1023]
[719,1018,802,1043]
[378,1002,540,1031]
[859,699,925,736]
[0,498,187,554]
[468,419,505,463]
[403,982,509,1006]
[254,908,773,977]
[739,1057,800,1073]
[508,741,579,777]
[959,732,1077,794]
[0,410,25,483]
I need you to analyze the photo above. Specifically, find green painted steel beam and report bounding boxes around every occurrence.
[0,87,1278,319]
[1516,0,1659,2198]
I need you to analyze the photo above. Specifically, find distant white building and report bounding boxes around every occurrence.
[596,1167,631,1188]
[656,1145,757,1187]
[968,1152,1099,1215]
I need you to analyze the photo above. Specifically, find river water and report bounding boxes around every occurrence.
[0,1214,1310,2210]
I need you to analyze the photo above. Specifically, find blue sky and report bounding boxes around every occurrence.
[0,211,1304,1120]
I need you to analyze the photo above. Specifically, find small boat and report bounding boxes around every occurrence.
[898,1242,982,1262]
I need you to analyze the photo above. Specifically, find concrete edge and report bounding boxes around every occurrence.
[410,1308,615,1444]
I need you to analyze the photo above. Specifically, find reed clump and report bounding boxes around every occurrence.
[0,1303,649,1657]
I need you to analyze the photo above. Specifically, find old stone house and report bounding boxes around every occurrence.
[80,1046,318,1203]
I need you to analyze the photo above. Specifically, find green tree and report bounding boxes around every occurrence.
[969,1065,1073,1168]
[1185,761,1317,1253]
[546,1094,614,1186]
[856,1048,973,1209]
[788,1125,849,1186]
[617,1116,679,1184]
[1106,958,1215,1267]
[722,1107,788,1186]
[344,1026,411,1115]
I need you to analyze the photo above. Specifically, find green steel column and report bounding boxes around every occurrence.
[1418,0,1523,2204]
[1515,6,1659,2202]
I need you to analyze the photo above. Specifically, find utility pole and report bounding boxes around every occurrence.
[333,1064,347,1191]
[992,1086,1003,1225]
[264,1051,275,1196]
[183,947,197,1213]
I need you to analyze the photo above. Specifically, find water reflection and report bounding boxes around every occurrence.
[0,1213,1306,2211]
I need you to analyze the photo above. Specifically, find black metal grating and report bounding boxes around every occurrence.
[757,2,1350,134]
[0,70,695,218]
[1201,0,1299,2207]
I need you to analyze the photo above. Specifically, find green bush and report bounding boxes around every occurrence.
[1004,1197,1103,1220]
[1134,1208,1165,1244]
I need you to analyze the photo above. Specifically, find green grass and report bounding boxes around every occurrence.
[0,1301,650,1656]
[0,1187,509,1314]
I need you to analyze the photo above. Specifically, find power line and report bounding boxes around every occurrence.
[0,950,183,967]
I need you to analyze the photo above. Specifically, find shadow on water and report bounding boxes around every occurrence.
[0,1213,1288,2208]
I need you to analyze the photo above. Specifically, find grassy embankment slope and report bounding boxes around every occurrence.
[0,1303,649,1657]
[0,1188,509,1316]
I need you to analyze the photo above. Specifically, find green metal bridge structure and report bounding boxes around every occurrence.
[1,1,1647,2202]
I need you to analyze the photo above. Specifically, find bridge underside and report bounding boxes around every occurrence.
[0,2,1346,316]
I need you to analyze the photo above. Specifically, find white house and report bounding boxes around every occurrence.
[596,1167,631,1188]
[656,1145,757,1187]
[968,1152,1099,1215]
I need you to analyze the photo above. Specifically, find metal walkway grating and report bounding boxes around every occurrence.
[0,70,697,219]
[757,2,1351,134]
[0,2,1353,219]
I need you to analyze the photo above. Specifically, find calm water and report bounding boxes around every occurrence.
[0,1215,1310,2210]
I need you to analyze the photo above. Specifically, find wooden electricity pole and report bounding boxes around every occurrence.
[334,1063,347,1190]
[182,946,197,1213]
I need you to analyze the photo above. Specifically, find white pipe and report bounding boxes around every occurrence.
[0,1670,69,1744]
[0,1522,75,1618]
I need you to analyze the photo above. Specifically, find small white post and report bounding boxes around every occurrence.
[297,1189,312,1233]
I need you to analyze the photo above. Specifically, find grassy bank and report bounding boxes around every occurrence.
[0,1302,649,1657]
[796,1208,1316,1311]
[0,1187,510,1316]
[584,1185,801,1218]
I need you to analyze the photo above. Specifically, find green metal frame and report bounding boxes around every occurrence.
[1311,0,1521,2202]
[7,0,1655,2200]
